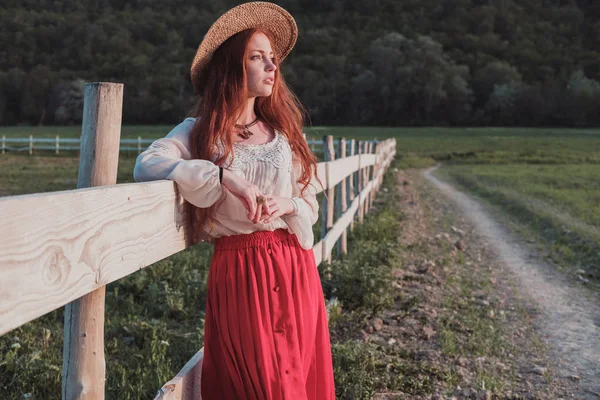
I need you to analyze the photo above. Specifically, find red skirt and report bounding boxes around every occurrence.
[200,229,335,400]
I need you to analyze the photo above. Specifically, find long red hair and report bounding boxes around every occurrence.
[186,28,318,243]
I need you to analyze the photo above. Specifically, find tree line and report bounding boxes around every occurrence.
[1,0,600,127]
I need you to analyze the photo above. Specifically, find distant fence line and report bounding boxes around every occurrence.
[0,135,371,155]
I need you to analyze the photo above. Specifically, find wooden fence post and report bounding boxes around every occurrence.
[138,136,142,153]
[320,135,335,263]
[2,135,5,154]
[365,141,373,214]
[29,135,33,155]
[348,139,356,202]
[62,82,123,400]
[338,138,347,255]
[370,142,380,206]
[56,135,60,155]
[349,139,356,232]
[357,141,364,223]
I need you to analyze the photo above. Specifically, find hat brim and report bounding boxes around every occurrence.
[190,2,298,92]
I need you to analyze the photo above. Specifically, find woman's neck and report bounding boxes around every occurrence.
[237,98,257,125]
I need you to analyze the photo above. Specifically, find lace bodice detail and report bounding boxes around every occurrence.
[216,131,293,172]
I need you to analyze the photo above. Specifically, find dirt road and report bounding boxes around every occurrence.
[424,166,600,399]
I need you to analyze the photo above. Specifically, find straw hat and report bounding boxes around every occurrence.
[190,2,298,92]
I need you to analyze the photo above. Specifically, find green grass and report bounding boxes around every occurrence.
[0,153,139,196]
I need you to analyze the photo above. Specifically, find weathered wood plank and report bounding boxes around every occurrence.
[327,155,360,188]
[0,180,188,336]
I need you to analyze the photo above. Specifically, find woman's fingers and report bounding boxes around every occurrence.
[241,198,251,213]
[241,192,293,224]
[245,190,257,221]
[262,207,281,224]
[261,206,279,220]
[260,198,277,220]
[262,197,272,216]
[253,199,263,223]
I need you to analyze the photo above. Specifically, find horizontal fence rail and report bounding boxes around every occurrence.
[0,180,189,336]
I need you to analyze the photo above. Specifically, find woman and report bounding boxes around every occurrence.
[133,2,335,399]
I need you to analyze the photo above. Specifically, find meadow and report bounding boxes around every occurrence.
[1,125,599,398]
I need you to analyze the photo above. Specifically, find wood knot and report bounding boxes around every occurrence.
[42,246,71,286]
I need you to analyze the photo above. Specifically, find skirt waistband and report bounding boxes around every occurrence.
[214,229,298,250]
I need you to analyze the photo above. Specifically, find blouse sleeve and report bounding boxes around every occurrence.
[282,160,320,250]
[133,117,223,208]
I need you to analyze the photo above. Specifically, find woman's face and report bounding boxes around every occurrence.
[245,32,277,98]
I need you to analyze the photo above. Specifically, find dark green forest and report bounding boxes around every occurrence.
[2,0,600,127]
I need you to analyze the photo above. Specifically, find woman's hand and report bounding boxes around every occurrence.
[260,195,295,224]
[221,169,267,223]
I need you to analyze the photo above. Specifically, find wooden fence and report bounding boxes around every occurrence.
[0,82,396,400]
[1,135,330,155]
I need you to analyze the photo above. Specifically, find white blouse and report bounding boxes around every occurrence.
[133,117,319,250]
